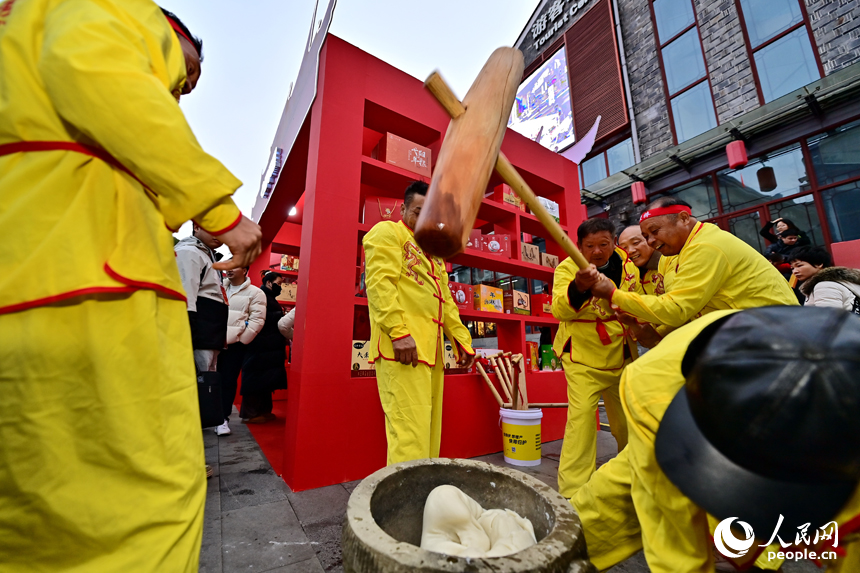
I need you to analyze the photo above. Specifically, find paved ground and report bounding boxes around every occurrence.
[200,413,816,572]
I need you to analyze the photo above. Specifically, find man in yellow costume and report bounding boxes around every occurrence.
[591,197,797,324]
[574,306,860,573]
[551,218,642,499]
[364,181,476,465]
[0,2,261,571]
[617,224,666,296]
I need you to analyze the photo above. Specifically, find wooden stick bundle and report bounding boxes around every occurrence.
[475,362,504,408]
[488,356,513,403]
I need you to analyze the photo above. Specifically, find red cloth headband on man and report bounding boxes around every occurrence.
[165,16,199,56]
[640,205,692,223]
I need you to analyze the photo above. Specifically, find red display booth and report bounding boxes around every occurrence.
[250,35,583,492]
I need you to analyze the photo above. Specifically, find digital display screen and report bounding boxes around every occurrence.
[508,48,575,152]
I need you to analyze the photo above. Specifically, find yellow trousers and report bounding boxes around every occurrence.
[375,350,444,465]
[558,357,628,498]
[572,314,783,572]
[0,291,205,572]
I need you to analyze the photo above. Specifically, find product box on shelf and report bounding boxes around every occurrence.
[540,252,560,269]
[443,341,471,373]
[351,340,375,377]
[493,183,525,212]
[503,289,531,315]
[280,255,300,271]
[277,282,297,303]
[521,243,540,265]
[540,345,560,371]
[526,341,540,372]
[448,281,473,310]
[465,229,482,251]
[480,234,511,258]
[530,293,553,317]
[371,132,432,178]
[537,197,560,222]
[473,284,504,313]
[364,197,402,227]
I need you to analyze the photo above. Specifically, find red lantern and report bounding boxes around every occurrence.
[727,140,748,169]
[631,181,647,205]
[581,204,589,221]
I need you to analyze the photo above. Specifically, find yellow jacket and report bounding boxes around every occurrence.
[552,247,642,370]
[0,0,242,314]
[363,220,474,366]
[611,223,798,327]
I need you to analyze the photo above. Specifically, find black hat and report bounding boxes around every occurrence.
[656,307,860,540]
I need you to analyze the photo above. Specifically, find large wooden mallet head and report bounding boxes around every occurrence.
[414,48,524,259]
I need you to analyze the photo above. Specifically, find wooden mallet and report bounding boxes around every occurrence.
[417,52,589,270]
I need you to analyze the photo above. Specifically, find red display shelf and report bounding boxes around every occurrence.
[270,268,299,278]
[248,35,581,492]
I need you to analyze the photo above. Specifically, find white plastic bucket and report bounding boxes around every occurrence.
[499,408,542,466]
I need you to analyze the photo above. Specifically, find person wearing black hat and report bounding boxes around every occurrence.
[571,307,860,572]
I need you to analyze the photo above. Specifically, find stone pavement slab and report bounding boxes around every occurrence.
[201,413,817,573]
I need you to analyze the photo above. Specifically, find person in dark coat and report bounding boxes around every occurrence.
[240,272,288,423]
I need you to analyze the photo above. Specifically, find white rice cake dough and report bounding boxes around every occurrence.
[420,485,537,557]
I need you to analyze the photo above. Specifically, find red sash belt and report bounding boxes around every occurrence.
[571,317,618,346]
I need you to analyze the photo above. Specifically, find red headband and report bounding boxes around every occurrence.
[639,205,692,223]
[165,16,199,56]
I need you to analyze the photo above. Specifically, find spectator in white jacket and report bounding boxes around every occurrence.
[214,265,266,436]
[791,247,860,312]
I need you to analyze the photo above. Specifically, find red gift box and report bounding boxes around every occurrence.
[465,229,482,251]
[480,234,511,258]
[448,281,473,310]
[493,183,525,212]
[531,293,553,317]
[364,197,402,226]
[372,133,432,178]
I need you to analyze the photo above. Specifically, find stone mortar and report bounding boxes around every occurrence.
[342,458,596,572]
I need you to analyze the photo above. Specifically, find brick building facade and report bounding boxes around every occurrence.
[515,0,860,256]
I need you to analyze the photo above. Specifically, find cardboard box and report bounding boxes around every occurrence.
[280,255,299,271]
[521,242,540,265]
[480,234,511,258]
[351,340,374,371]
[526,341,540,372]
[537,196,560,222]
[371,133,432,178]
[465,229,483,251]
[277,282,297,302]
[540,252,560,269]
[448,281,473,310]
[530,293,553,317]
[364,196,402,226]
[503,289,531,315]
[473,284,504,313]
[494,183,525,212]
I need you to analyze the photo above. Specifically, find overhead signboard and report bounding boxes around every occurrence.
[252,0,337,223]
[508,47,576,152]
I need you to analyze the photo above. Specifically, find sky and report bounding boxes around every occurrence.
[163,0,541,240]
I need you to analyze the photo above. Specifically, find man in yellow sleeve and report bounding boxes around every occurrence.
[551,218,642,498]
[0,2,261,571]
[574,307,860,573]
[591,197,797,324]
[363,181,476,465]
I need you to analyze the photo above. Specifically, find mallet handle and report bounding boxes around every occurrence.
[424,72,590,270]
